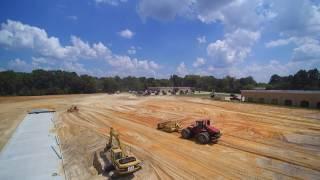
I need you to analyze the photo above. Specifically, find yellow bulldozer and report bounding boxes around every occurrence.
[105,127,141,177]
[67,105,79,113]
[157,120,181,133]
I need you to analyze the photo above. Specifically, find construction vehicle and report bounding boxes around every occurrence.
[143,90,151,96]
[157,121,181,133]
[67,105,79,112]
[181,119,221,144]
[230,94,241,101]
[105,127,141,177]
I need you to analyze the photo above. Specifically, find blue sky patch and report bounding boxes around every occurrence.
[0,0,319,82]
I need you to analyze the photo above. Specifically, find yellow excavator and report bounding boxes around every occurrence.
[105,127,141,177]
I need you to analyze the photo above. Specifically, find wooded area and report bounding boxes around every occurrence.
[268,69,320,90]
[0,68,319,96]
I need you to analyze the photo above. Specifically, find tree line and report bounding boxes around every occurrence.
[268,69,320,90]
[0,68,319,96]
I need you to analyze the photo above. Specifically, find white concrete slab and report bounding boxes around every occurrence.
[0,112,64,180]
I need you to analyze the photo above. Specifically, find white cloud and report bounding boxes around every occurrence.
[197,0,247,24]
[262,1,320,64]
[32,57,50,66]
[193,57,206,68]
[265,38,293,48]
[66,15,78,21]
[0,20,161,76]
[266,36,320,62]
[185,58,320,82]
[229,59,320,82]
[207,29,260,66]
[199,0,277,31]
[0,20,66,59]
[197,36,206,44]
[9,56,101,76]
[266,37,318,48]
[225,60,290,82]
[0,20,112,61]
[137,0,271,31]
[95,0,127,6]
[127,46,137,55]
[118,29,134,39]
[65,36,112,60]
[136,0,320,36]
[7,58,32,72]
[108,55,159,70]
[60,61,89,74]
[135,0,319,76]
[107,55,160,76]
[6,57,102,76]
[176,62,188,76]
[137,0,194,21]
[292,42,320,62]
[269,0,320,36]
[136,0,320,37]
[31,56,56,68]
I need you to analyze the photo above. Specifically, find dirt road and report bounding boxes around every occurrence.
[1,94,320,179]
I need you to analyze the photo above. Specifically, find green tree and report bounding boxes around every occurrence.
[102,77,119,93]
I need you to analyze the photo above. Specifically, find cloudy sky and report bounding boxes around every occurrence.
[0,0,319,82]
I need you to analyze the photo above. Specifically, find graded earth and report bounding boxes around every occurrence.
[0,94,320,179]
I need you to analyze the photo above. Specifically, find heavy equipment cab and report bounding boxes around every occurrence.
[195,120,209,128]
[111,148,122,161]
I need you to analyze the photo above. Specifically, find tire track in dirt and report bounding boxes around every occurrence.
[180,99,320,127]
[54,94,320,179]
[75,105,318,179]
[69,108,226,179]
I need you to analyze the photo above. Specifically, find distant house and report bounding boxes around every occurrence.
[241,90,320,109]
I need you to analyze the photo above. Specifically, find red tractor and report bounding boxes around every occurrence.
[181,119,221,144]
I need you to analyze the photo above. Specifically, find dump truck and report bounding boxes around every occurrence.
[181,119,221,144]
[157,121,181,133]
[105,127,141,177]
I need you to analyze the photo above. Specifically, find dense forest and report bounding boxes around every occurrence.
[267,69,320,90]
[0,68,319,96]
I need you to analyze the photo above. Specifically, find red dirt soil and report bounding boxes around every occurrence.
[55,94,320,179]
[1,94,319,179]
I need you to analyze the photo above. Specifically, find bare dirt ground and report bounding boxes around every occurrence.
[1,94,320,179]
[0,94,76,149]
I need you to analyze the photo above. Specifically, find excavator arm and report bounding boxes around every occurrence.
[104,127,142,176]
[107,127,127,158]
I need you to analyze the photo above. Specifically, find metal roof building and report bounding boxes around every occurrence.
[241,90,320,109]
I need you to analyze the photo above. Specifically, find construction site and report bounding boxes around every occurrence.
[0,93,320,179]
